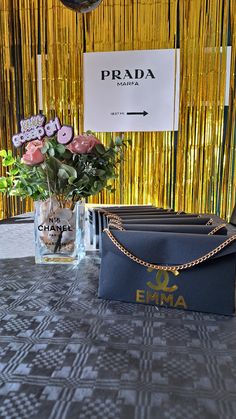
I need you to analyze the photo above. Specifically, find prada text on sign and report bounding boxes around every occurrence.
[84,49,180,132]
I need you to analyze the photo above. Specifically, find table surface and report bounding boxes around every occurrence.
[0,215,236,419]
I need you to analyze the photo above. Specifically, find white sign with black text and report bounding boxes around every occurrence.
[84,49,180,132]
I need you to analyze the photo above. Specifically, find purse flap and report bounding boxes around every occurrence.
[122,224,227,235]
[119,214,196,219]
[103,230,236,265]
[121,217,211,225]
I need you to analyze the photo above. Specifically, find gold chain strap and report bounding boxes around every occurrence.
[106,214,122,221]
[104,228,236,274]
[98,209,119,217]
[107,217,123,225]
[108,222,125,231]
[208,224,227,235]
[206,218,214,225]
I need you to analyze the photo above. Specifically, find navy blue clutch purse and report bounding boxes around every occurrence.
[99,229,236,315]
[109,223,227,235]
[110,216,212,225]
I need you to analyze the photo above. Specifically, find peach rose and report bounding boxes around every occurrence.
[22,140,45,166]
[67,134,101,154]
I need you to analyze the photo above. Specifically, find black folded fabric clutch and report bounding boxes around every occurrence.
[105,209,174,214]
[95,205,157,213]
[106,211,179,217]
[99,229,236,315]
[118,216,212,225]
[113,223,228,235]
[111,214,197,220]
[103,212,190,229]
[90,205,172,249]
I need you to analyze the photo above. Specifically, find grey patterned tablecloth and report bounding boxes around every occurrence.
[0,217,236,419]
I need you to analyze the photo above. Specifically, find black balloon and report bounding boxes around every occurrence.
[60,0,103,13]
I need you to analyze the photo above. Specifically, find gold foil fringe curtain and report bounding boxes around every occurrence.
[0,0,235,220]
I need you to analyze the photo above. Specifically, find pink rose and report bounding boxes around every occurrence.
[67,134,101,154]
[22,140,45,166]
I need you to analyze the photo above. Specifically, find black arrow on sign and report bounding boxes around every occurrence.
[127,111,148,116]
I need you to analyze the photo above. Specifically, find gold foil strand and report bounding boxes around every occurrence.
[0,0,235,220]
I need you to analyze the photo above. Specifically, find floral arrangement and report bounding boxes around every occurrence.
[0,115,125,206]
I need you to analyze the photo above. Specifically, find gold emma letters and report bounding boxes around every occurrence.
[135,270,187,309]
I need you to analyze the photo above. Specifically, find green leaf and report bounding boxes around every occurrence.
[68,176,77,185]
[97,169,106,176]
[20,177,28,186]
[0,177,7,189]
[115,136,123,146]
[6,177,13,187]
[41,143,49,154]
[9,168,19,175]
[56,144,66,154]
[27,186,33,195]
[58,168,69,179]
[9,189,21,196]
[48,147,55,157]
[77,173,89,185]
[0,150,7,158]
[61,164,77,179]
[105,149,115,157]
[63,149,73,159]
[2,156,15,166]
[109,138,115,148]
[95,144,105,155]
